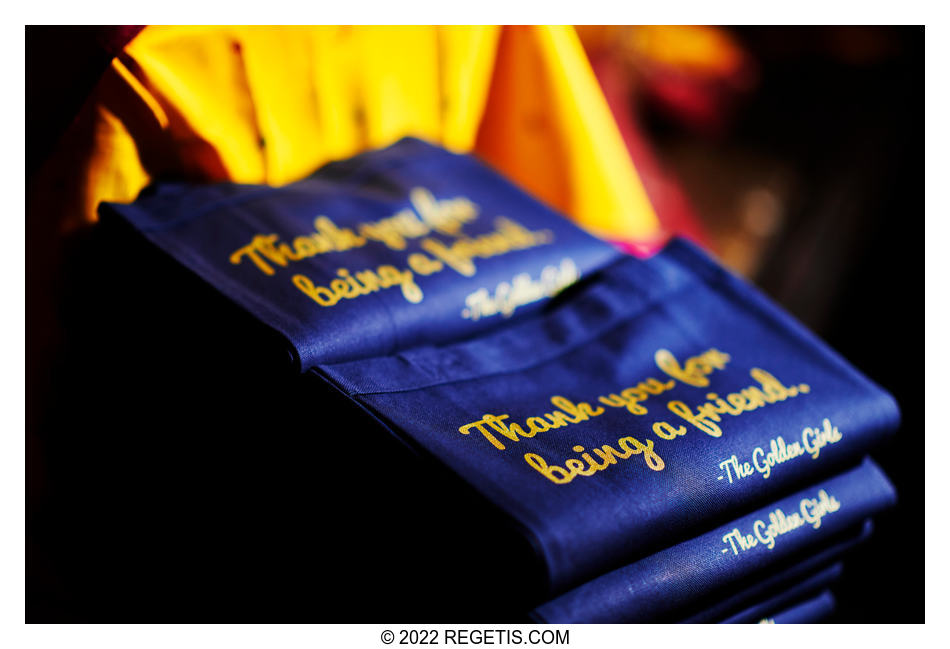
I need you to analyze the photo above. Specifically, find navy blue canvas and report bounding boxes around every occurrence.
[103,140,901,599]
[720,562,843,624]
[100,138,620,368]
[530,460,894,623]
[759,590,837,624]
[682,519,872,623]
[319,240,899,591]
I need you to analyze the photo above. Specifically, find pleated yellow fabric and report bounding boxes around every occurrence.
[40,25,660,244]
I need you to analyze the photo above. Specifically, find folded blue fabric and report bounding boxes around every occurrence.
[530,460,894,623]
[318,241,899,591]
[103,140,900,595]
[100,138,620,368]
[758,590,837,624]
[721,562,843,624]
[682,519,871,623]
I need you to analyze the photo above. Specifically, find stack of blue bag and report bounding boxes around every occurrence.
[101,138,899,623]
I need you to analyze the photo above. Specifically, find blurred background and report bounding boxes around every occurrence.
[26,25,923,622]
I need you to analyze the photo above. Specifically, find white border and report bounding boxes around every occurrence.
[5,8,945,648]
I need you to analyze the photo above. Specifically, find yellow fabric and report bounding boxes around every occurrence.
[476,26,658,241]
[40,25,660,243]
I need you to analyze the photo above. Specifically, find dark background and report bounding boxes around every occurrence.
[638,26,924,623]
[26,26,924,622]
